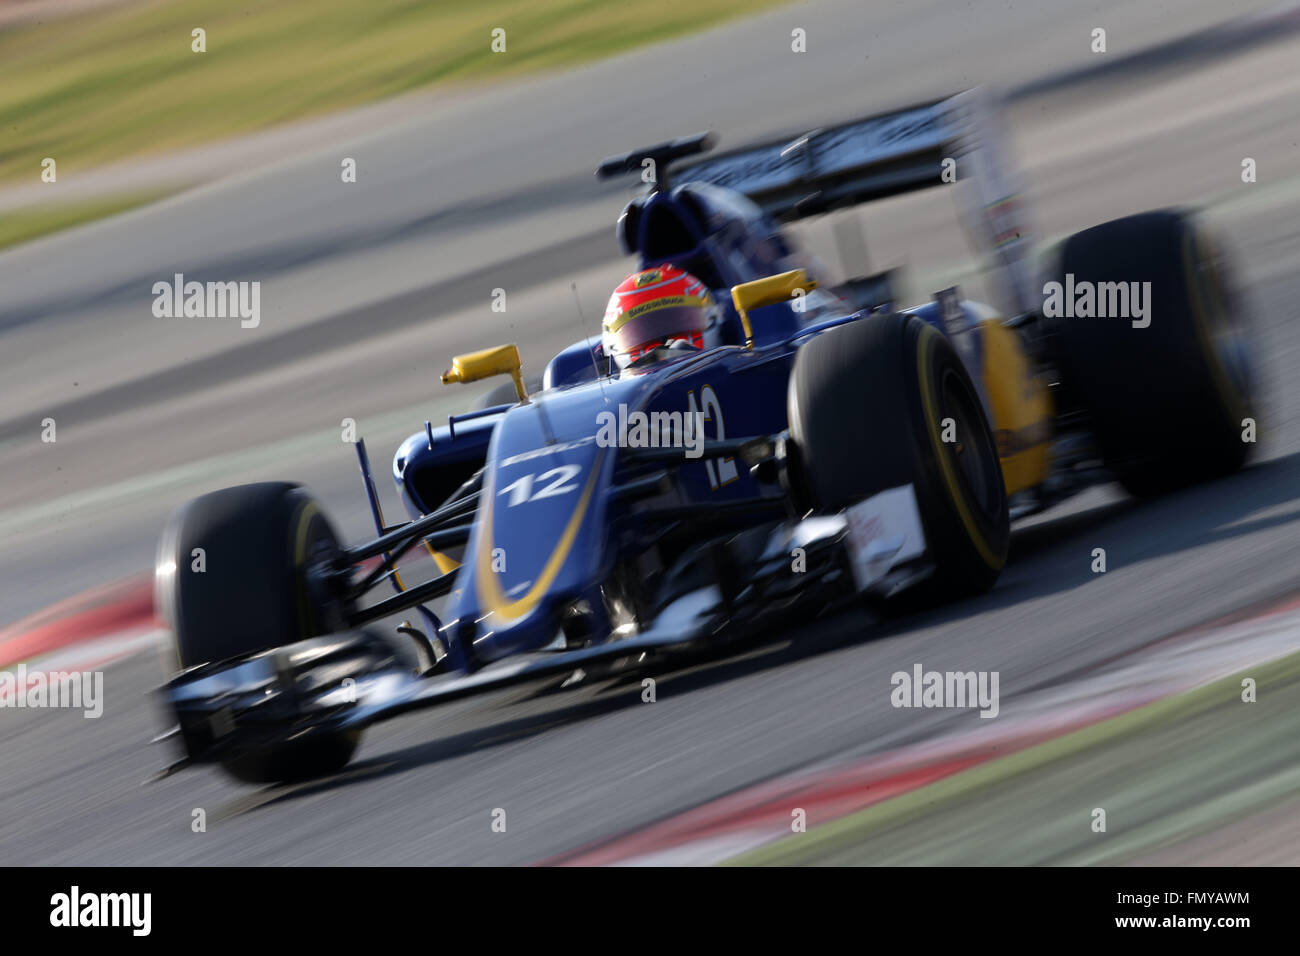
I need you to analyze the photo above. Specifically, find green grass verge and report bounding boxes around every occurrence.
[0,191,172,252]
[731,649,1300,865]
[0,0,787,187]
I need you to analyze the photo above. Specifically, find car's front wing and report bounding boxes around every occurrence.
[158,486,929,774]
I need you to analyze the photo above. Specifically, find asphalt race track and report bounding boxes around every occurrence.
[2,0,1299,864]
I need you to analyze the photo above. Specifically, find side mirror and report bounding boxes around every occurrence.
[730,269,818,349]
[441,344,529,403]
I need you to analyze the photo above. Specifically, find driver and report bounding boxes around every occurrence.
[601,264,722,370]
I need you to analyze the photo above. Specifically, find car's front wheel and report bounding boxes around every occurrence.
[788,313,1009,599]
[155,482,362,783]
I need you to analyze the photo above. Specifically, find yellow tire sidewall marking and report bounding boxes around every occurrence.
[916,325,1005,572]
[1184,229,1248,430]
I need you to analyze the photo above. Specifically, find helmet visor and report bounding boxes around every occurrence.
[606,303,707,357]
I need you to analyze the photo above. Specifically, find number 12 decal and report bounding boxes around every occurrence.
[498,464,582,507]
[687,385,738,490]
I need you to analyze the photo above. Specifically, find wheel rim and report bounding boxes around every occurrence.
[1197,236,1254,409]
[939,366,1002,520]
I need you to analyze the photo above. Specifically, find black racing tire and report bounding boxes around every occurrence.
[788,313,1009,598]
[1047,209,1257,497]
[155,482,360,782]
[156,482,343,668]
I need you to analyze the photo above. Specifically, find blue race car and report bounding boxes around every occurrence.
[154,92,1257,783]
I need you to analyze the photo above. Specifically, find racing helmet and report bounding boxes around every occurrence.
[602,264,721,370]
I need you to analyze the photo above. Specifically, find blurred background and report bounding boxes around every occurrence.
[1,0,1298,865]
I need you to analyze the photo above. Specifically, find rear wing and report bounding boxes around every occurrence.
[676,98,952,222]
[676,90,1041,316]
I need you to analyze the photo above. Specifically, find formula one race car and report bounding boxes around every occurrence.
[153,90,1257,783]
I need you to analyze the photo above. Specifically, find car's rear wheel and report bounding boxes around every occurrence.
[155,482,362,783]
[1047,209,1257,496]
[788,313,1009,599]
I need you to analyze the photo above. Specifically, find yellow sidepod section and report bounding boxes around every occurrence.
[978,319,1053,495]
